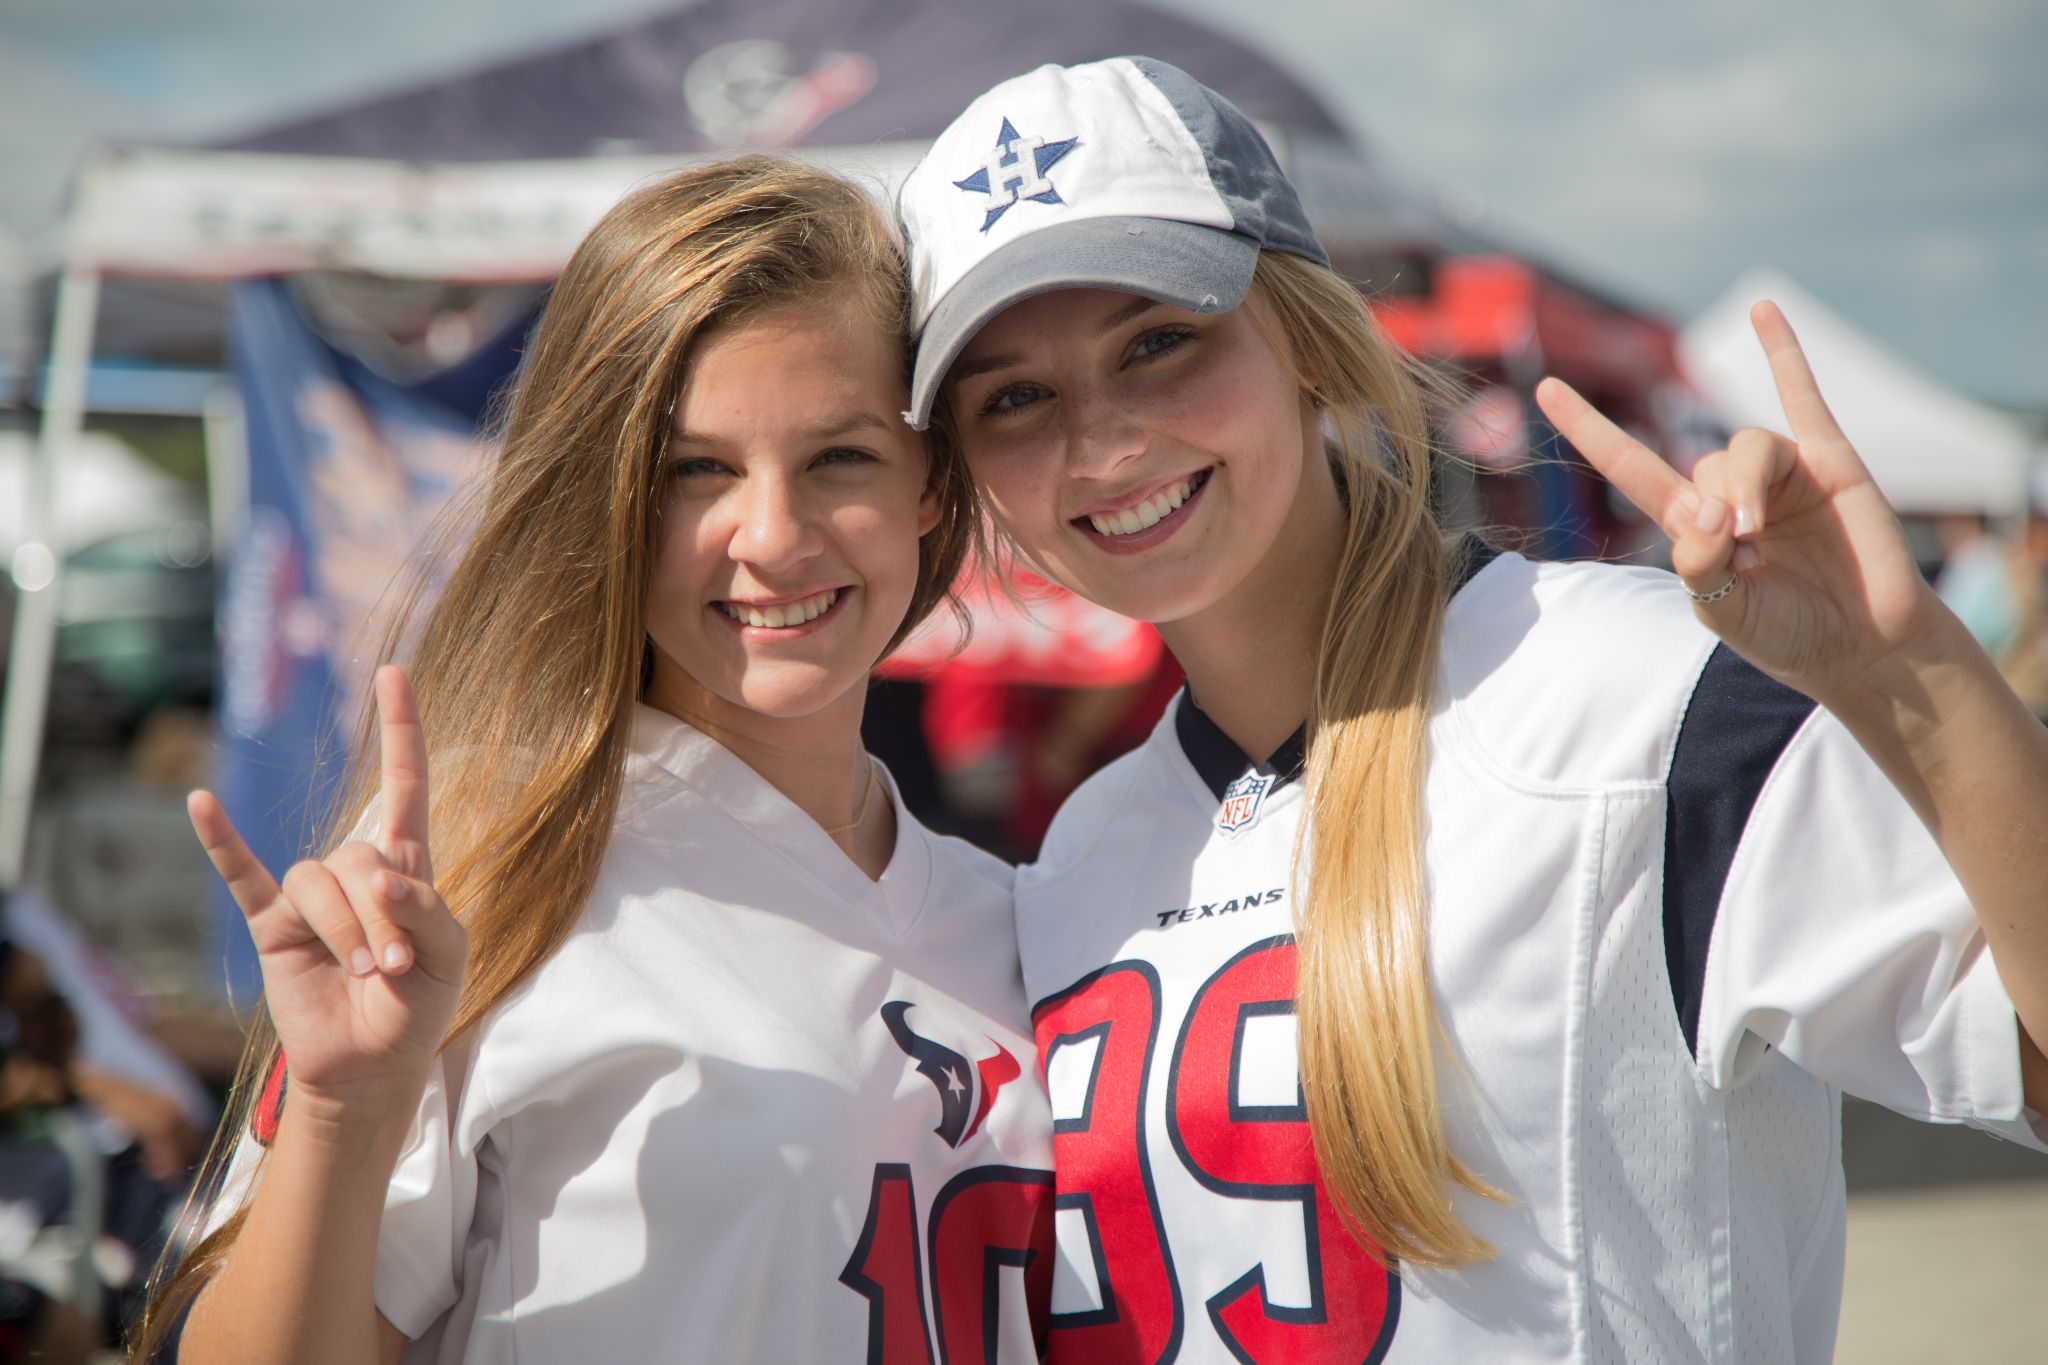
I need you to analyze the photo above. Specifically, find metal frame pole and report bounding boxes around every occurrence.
[201,379,246,564]
[0,265,100,887]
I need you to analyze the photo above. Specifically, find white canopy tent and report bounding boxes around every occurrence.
[1680,269,2037,519]
[1,427,201,558]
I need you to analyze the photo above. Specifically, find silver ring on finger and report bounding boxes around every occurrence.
[1686,574,1740,604]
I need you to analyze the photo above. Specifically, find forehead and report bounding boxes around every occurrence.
[698,290,897,361]
[951,288,1166,364]
[673,295,910,438]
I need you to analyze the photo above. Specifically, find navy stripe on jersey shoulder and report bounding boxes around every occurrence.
[1664,644,1817,1055]
[1173,535,1502,802]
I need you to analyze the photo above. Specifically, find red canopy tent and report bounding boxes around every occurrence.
[1369,252,1694,560]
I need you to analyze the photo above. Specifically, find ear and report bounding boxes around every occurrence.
[917,478,944,538]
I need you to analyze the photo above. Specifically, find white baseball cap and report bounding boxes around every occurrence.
[897,55,1329,430]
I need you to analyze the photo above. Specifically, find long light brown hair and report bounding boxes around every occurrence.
[1250,250,1502,1268]
[133,156,973,1358]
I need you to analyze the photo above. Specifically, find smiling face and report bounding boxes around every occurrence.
[644,293,938,725]
[943,286,1330,627]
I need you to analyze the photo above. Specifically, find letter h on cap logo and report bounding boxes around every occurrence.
[953,117,1079,232]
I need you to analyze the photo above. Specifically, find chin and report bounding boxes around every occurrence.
[726,664,868,720]
[1053,558,1229,629]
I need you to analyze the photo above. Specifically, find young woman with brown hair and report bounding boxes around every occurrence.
[135,157,1053,1364]
[896,58,2048,1363]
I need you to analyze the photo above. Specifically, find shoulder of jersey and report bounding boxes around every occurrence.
[1023,737,1167,888]
[1442,551,1722,788]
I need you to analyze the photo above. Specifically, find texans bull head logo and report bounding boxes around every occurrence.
[881,1000,1020,1149]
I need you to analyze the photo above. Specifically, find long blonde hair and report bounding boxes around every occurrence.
[132,156,974,1358]
[1252,249,1500,1267]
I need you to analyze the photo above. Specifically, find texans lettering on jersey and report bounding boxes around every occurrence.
[1016,548,2044,1364]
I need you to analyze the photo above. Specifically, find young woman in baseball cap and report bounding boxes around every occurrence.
[902,56,2048,1362]
[136,159,1054,1364]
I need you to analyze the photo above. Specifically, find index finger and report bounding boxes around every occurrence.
[187,789,285,923]
[375,664,432,875]
[1750,300,1846,446]
[1533,377,1695,537]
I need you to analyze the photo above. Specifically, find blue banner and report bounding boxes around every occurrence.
[214,280,526,1001]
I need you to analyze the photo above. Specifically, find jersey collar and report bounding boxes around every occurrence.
[1174,693,1305,803]
[1170,535,1501,802]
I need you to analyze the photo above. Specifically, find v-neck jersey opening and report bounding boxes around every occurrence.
[1174,692,1307,802]
[625,705,935,941]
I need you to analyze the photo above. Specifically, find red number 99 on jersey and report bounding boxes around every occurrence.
[1034,936,1400,1365]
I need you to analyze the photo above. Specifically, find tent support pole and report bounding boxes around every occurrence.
[201,380,246,564]
[0,265,101,888]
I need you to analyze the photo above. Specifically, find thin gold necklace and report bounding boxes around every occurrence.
[823,758,878,839]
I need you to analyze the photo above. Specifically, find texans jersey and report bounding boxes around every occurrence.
[1016,549,2045,1364]
[215,704,1054,1364]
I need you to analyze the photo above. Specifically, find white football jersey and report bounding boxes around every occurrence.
[218,705,1054,1364]
[1017,547,2045,1365]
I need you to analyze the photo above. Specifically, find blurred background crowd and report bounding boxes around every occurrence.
[2,1,2044,1359]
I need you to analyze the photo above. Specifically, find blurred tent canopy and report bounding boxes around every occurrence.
[5,0,1446,892]
[7,0,1716,907]
[62,0,1430,284]
[1681,270,2038,519]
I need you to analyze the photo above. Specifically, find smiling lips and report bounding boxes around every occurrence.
[1083,470,1209,538]
[719,588,839,629]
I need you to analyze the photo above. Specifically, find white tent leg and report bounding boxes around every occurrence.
[201,379,246,564]
[0,266,100,888]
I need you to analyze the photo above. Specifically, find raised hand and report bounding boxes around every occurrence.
[1534,300,1944,704]
[189,665,467,1124]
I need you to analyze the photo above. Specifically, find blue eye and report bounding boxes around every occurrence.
[1131,326,1192,360]
[979,383,1048,416]
[814,446,873,468]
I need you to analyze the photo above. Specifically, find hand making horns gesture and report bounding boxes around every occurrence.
[189,665,467,1120]
[1534,301,1944,705]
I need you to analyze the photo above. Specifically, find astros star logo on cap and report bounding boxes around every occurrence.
[951,117,1079,232]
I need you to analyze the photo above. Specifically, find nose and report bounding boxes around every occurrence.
[725,469,823,572]
[1061,378,1149,479]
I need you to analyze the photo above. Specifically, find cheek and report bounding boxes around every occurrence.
[1174,345,1283,440]
[828,499,922,580]
[647,512,713,610]
[963,443,1051,532]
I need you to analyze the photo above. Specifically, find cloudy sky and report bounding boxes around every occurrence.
[3,0,2043,409]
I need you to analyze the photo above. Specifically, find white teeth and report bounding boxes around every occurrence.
[1088,476,1199,537]
[724,589,837,629]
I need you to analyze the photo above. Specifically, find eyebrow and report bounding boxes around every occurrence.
[669,411,895,445]
[949,296,1170,384]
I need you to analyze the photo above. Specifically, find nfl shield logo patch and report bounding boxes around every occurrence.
[1216,772,1271,835]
